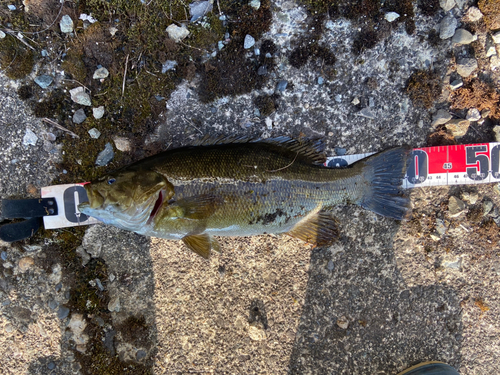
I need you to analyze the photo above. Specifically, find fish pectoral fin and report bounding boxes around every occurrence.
[182,233,220,259]
[286,211,339,247]
[176,194,221,220]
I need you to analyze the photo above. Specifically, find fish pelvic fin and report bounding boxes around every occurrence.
[182,233,220,259]
[358,147,411,220]
[286,211,339,247]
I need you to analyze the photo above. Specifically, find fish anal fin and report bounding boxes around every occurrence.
[182,233,220,259]
[286,211,339,247]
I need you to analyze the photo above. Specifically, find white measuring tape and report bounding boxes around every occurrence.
[42,142,500,229]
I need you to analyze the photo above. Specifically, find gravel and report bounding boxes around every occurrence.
[59,15,74,33]
[440,15,458,39]
[456,57,478,77]
[34,75,53,89]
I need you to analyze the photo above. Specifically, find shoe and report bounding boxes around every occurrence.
[397,361,459,375]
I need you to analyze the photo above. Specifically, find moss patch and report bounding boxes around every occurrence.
[0,36,34,79]
[405,69,442,109]
[451,79,500,119]
[478,0,500,30]
[255,94,279,117]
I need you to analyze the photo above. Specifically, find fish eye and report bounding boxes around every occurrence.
[108,178,116,185]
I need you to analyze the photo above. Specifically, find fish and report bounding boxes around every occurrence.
[78,137,410,259]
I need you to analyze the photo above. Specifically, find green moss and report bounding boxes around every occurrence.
[0,36,34,79]
[478,0,500,30]
[32,89,67,119]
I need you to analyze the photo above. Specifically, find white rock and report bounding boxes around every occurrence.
[248,322,266,341]
[189,1,213,22]
[448,196,466,217]
[491,55,500,70]
[432,109,452,126]
[452,29,476,44]
[79,13,97,23]
[384,12,400,22]
[60,15,74,33]
[166,24,189,42]
[109,26,118,36]
[93,106,105,119]
[485,35,497,58]
[440,15,457,39]
[466,108,481,122]
[23,129,38,146]
[68,313,89,352]
[93,67,109,79]
[69,87,92,106]
[336,316,349,329]
[351,97,360,105]
[0,30,5,39]
[456,58,478,77]
[450,78,463,90]
[108,296,120,312]
[440,0,455,11]
[249,0,260,9]
[463,6,483,22]
[113,136,131,152]
[446,119,470,137]
[493,126,500,142]
[492,31,500,44]
[88,128,101,139]
[244,34,255,49]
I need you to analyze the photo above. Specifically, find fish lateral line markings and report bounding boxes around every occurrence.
[39,143,500,229]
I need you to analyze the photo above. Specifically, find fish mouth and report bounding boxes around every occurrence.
[79,184,105,211]
[147,188,166,224]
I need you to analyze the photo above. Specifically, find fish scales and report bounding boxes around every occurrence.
[79,138,410,258]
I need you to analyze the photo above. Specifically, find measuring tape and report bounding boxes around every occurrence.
[327,142,500,189]
[29,142,499,230]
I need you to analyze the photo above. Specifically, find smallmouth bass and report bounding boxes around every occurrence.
[78,137,410,258]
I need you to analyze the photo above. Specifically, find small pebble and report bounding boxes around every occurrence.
[18,257,34,272]
[113,136,131,152]
[95,143,114,166]
[244,34,255,49]
[318,76,324,85]
[456,58,478,77]
[450,78,463,90]
[276,80,288,92]
[491,55,500,70]
[448,196,466,217]
[218,41,224,50]
[60,15,74,33]
[0,30,5,38]
[189,0,213,22]
[57,306,70,320]
[108,296,120,312]
[23,129,38,146]
[432,109,452,126]
[88,128,101,139]
[336,316,349,329]
[446,119,470,137]
[73,109,87,124]
[492,31,500,44]
[466,108,481,122]
[93,106,105,119]
[34,75,52,89]
[351,97,360,105]
[439,0,455,11]
[463,6,483,22]
[249,0,261,10]
[451,29,476,45]
[254,48,260,56]
[494,125,500,142]
[47,362,56,370]
[335,147,347,156]
[41,49,48,56]
[443,257,461,270]
[1,251,7,261]
[7,4,16,11]
[48,300,58,310]
[93,67,109,79]
[109,26,118,36]
[440,15,457,40]
[166,24,189,42]
[69,87,92,106]
[384,12,400,22]
[485,36,496,58]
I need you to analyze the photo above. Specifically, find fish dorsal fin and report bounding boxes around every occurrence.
[286,210,339,247]
[193,135,325,164]
[182,233,220,259]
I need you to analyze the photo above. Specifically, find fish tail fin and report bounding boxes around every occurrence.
[358,147,410,220]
